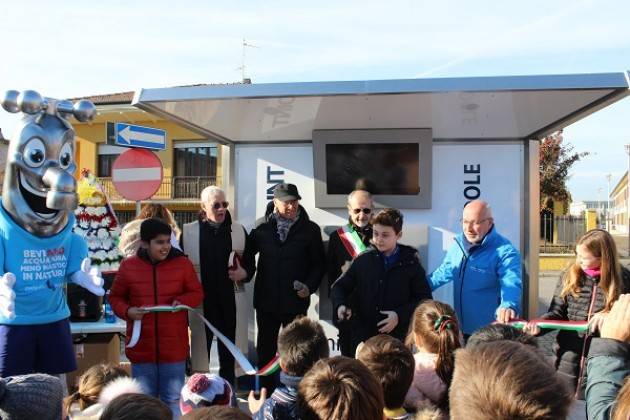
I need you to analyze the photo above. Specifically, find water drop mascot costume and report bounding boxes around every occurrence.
[0,90,104,376]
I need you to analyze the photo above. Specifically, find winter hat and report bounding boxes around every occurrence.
[0,373,63,420]
[179,373,233,414]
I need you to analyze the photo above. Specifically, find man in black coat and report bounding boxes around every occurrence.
[246,183,326,391]
[331,208,432,352]
[182,186,255,385]
[327,189,373,356]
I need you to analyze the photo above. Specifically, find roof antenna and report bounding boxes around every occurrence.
[236,38,259,83]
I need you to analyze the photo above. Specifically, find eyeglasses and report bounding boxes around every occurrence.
[461,218,490,227]
[211,201,229,210]
[352,208,372,215]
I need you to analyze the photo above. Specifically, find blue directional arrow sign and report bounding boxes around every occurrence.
[114,123,166,151]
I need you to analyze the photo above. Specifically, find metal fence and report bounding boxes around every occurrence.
[96,176,216,200]
[540,213,586,253]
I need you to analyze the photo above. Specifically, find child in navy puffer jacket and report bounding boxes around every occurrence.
[248,317,329,420]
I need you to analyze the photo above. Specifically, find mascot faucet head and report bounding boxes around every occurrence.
[1,90,96,236]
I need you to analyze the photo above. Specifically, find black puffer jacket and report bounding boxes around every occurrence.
[540,267,630,398]
[247,204,326,314]
[330,244,432,345]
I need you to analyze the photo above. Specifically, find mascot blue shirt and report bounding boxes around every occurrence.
[0,90,100,377]
[0,204,87,325]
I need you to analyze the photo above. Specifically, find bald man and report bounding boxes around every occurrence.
[326,190,374,356]
[428,200,522,337]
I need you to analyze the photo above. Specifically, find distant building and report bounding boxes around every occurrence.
[569,200,609,217]
[610,172,628,234]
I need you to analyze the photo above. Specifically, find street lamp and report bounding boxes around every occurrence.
[625,145,630,256]
[597,187,603,226]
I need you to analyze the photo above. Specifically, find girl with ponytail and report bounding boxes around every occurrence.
[63,363,141,419]
[404,300,462,412]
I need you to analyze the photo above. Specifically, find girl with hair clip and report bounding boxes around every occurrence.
[404,300,462,413]
[63,363,143,419]
[524,228,630,399]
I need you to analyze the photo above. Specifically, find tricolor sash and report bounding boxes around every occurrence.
[337,224,368,259]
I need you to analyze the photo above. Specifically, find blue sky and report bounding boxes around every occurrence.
[1,0,629,201]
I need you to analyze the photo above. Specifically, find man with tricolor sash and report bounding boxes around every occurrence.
[327,189,374,356]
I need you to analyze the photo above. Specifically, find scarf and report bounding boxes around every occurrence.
[583,267,601,278]
[274,210,299,242]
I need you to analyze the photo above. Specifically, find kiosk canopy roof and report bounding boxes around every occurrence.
[133,72,630,143]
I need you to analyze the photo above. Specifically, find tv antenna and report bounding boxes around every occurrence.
[237,38,259,82]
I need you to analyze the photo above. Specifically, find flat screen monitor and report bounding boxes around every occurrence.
[313,129,432,208]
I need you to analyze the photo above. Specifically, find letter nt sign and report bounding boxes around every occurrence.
[266,166,285,199]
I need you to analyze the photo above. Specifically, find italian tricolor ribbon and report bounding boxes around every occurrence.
[506,318,589,333]
[126,305,280,376]
[256,354,281,376]
[337,224,368,258]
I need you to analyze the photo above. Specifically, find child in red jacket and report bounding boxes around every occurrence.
[109,218,203,418]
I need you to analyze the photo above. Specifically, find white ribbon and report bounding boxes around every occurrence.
[126,305,256,375]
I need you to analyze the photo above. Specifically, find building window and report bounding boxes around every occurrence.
[97,154,118,177]
[97,145,126,177]
[174,143,218,177]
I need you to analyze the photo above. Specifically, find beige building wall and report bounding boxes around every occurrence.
[610,172,628,234]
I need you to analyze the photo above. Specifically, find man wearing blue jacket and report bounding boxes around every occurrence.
[428,200,522,337]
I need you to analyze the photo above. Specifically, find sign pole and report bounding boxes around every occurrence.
[135,200,142,217]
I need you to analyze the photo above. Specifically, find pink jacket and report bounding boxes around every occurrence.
[404,352,447,409]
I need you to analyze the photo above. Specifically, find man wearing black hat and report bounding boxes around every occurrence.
[245,183,325,392]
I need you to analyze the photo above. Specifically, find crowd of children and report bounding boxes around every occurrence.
[1,297,629,419]
[2,212,630,419]
[2,293,629,419]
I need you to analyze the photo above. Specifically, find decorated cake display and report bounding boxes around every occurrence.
[73,169,124,272]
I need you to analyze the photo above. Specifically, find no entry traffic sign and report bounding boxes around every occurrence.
[112,149,163,201]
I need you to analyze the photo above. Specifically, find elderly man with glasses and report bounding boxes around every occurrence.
[428,199,522,338]
[182,186,255,386]
[326,189,374,356]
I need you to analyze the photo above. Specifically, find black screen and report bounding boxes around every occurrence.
[325,143,420,195]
